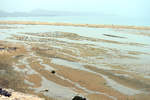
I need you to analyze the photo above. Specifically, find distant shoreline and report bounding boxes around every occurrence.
[0,20,150,30]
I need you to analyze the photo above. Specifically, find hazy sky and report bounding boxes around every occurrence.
[0,0,149,18]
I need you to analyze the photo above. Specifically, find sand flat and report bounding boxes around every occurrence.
[0,21,150,100]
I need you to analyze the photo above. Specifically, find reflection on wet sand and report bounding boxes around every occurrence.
[103,34,126,39]
[0,22,150,100]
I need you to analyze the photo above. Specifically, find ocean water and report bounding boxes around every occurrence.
[0,15,149,26]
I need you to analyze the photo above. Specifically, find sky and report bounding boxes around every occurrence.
[0,0,150,18]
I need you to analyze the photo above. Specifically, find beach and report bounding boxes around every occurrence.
[0,21,150,100]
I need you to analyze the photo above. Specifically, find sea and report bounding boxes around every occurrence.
[0,15,149,26]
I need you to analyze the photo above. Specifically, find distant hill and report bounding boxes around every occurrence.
[0,10,10,17]
[0,9,87,17]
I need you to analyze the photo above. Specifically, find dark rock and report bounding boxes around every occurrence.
[8,47,17,51]
[72,96,86,100]
[51,70,56,74]
[44,89,49,92]
[0,88,11,97]
[0,48,5,50]
[40,89,49,92]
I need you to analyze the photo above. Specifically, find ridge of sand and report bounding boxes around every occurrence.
[0,21,150,30]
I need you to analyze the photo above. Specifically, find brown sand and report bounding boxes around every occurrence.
[0,21,150,30]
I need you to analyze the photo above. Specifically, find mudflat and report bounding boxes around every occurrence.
[0,21,150,100]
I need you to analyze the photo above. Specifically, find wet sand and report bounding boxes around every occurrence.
[0,21,150,30]
[0,21,150,100]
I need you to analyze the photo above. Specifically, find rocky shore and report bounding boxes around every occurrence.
[0,88,44,100]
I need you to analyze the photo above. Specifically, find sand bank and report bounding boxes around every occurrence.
[0,21,150,30]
